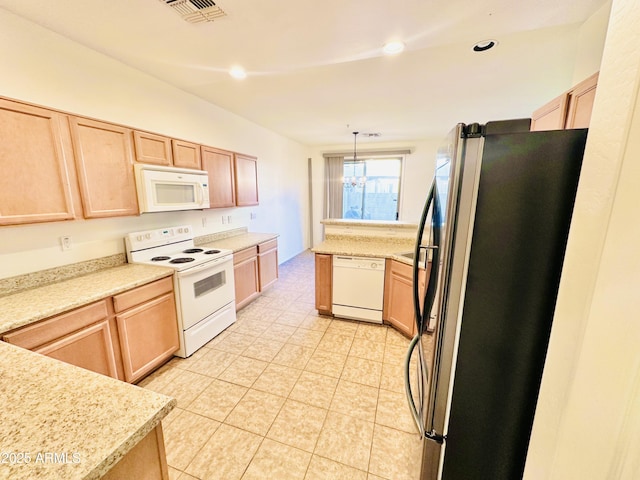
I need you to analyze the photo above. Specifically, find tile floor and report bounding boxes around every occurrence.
[138,250,423,480]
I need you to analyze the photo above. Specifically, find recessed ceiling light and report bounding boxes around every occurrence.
[229,66,247,80]
[383,41,405,55]
[472,39,498,52]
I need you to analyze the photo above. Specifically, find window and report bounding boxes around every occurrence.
[342,157,402,220]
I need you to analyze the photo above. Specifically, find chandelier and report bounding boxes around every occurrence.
[344,131,367,187]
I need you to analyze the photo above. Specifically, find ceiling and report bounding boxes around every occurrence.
[0,0,607,146]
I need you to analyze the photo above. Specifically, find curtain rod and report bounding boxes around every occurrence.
[322,148,413,159]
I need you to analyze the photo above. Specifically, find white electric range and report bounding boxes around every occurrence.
[125,225,236,357]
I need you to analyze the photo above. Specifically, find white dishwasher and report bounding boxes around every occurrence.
[332,255,385,323]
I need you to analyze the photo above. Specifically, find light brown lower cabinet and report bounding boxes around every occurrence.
[1,276,178,384]
[113,277,179,383]
[383,259,428,338]
[258,239,279,291]
[102,424,170,480]
[314,253,333,315]
[234,246,261,310]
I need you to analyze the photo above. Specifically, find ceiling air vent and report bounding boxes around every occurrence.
[161,0,226,24]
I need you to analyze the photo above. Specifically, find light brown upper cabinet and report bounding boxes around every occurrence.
[133,130,172,166]
[172,139,202,169]
[0,98,77,226]
[531,72,598,131]
[201,146,236,208]
[69,117,139,218]
[234,153,259,206]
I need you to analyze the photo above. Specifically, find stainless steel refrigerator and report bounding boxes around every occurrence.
[405,120,588,480]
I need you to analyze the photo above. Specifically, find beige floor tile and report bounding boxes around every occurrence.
[242,438,311,480]
[163,409,220,470]
[299,314,332,332]
[267,296,295,310]
[232,318,272,336]
[383,343,409,366]
[261,323,298,342]
[375,389,416,434]
[304,455,368,480]
[325,319,359,336]
[341,356,382,388]
[267,399,328,452]
[275,311,307,327]
[252,363,302,397]
[185,424,262,480]
[385,328,411,347]
[355,323,388,344]
[272,343,315,369]
[287,327,325,348]
[317,332,354,355]
[367,474,387,480]
[218,355,268,387]
[286,301,316,315]
[225,388,286,435]
[168,466,181,480]
[305,349,347,378]
[349,338,386,362]
[289,371,338,409]
[176,472,200,480]
[136,361,180,391]
[168,347,208,370]
[209,331,257,355]
[162,404,184,427]
[242,337,285,362]
[151,369,214,409]
[314,411,374,471]
[379,362,405,394]
[368,424,422,480]
[329,380,379,422]
[186,378,248,422]
[184,347,238,378]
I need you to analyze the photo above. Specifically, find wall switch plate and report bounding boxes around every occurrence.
[60,236,72,251]
[250,212,257,220]
[227,215,232,224]
[222,216,226,224]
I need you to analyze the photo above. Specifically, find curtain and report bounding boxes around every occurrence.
[324,155,344,219]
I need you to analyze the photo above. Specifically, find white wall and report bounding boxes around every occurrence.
[525,0,640,477]
[0,9,311,279]
[309,138,441,246]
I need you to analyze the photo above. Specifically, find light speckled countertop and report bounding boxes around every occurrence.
[320,218,419,229]
[0,341,175,480]
[312,236,416,265]
[196,231,279,252]
[0,264,174,335]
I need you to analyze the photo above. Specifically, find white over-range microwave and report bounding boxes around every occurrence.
[134,164,210,213]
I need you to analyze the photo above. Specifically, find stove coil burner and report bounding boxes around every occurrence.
[151,256,171,261]
[170,257,196,264]
[204,249,221,255]
[183,248,204,254]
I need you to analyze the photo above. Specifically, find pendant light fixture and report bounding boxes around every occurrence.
[345,131,367,187]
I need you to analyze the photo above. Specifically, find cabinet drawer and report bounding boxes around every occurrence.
[113,277,174,313]
[233,246,258,265]
[2,300,109,350]
[257,239,278,253]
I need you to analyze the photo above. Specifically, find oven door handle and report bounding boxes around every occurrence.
[176,257,231,278]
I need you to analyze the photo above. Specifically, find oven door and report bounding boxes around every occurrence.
[175,255,235,330]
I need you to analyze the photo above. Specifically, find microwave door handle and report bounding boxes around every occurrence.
[196,183,205,206]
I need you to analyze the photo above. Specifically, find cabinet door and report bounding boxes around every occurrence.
[234,247,260,310]
[234,153,259,206]
[36,319,119,378]
[133,131,173,166]
[384,260,416,337]
[0,99,76,225]
[531,93,569,131]
[565,72,598,129]
[258,240,279,291]
[172,139,202,169]
[314,254,332,314]
[69,117,139,218]
[201,146,236,208]
[116,293,179,383]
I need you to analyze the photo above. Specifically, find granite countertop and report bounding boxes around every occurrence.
[320,218,418,229]
[196,231,279,252]
[0,341,175,480]
[312,236,416,264]
[0,264,174,335]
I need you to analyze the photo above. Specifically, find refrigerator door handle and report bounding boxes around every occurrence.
[404,333,424,435]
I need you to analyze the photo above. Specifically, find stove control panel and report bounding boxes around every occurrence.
[126,225,194,251]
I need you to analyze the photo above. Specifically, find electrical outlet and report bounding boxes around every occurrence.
[227,215,232,224]
[202,217,207,228]
[222,215,226,224]
[250,212,257,220]
[60,236,72,251]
